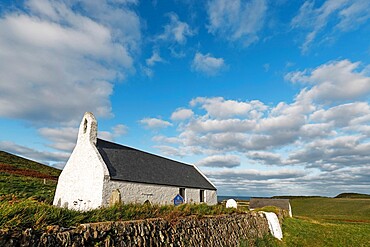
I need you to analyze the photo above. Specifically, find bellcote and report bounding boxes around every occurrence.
[77,112,97,145]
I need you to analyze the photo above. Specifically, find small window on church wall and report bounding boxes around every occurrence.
[200,190,205,202]
[179,188,185,200]
[83,119,88,134]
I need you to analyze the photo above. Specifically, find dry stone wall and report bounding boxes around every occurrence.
[0,212,272,247]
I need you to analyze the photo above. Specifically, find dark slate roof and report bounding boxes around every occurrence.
[249,198,290,211]
[96,139,216,190]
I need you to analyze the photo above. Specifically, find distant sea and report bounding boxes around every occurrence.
[217,195,251,202]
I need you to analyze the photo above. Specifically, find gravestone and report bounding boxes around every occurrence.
[109,189,121,206]
[226,199,237,208]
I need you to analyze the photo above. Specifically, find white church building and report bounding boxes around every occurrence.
[53,112,217,210]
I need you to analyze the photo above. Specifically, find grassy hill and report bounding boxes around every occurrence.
[0,151,61,203]
[335,192,370,199]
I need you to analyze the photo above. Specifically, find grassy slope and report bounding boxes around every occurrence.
[0,151,60,176]
[335,192,370,199]
[282,198,370,247]
[0,151,61,203]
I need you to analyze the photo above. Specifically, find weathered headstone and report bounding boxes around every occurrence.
[109,189,121,206]
[226,199,237,208]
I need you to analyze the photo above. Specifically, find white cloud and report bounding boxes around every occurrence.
[0,141,69,165]
[191,52,226,76]
[149,58,370,184]
[287,60,370,104]
[287,135,370,171]
[171,108,194,121]
[38,127,78,152]
[310,102,370,127]
[190,97,266,118]
[209,165,370,196]
[153,145,184,157]
[146,50,165,66]
[152,135,181,144]
[300,123,335,139]
[207,0,267,46]
[157,12,194,44]
[197,155,241,168]
[140,118,172,129]
[62,0,141,52]
[337,1,370,31]
[112,124,128,136]
[141,66,154,78]
[291,0,370,52]
[246,151,283,166]
[0,0,140,125]
[205,168,305,181]
[99,124,128,141]
[188,119,256,133]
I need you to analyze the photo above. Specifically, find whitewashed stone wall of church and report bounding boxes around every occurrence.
[53,113,109,211]
[102,180,217,206]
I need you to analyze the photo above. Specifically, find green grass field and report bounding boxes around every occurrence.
[0,151,60,203]
[281,198,370,247]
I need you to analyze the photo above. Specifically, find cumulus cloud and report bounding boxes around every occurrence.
[153,145,185,158]
[207,0,267,46]
[246,151,283,166]
[0,0,139,168]
[209,166,370,196]
[187,119,256,133]
[170,108,194,121]
[205,168,306,181]
[190,97,266,118]
[38,127,78,152]
[197,155,241,168]
[140,118,172,129]
[287,135,370,171]
[98,124,128,141]
[157,12,194,44]
[291,0,370,52]
[0,141,69,165]
[191,52,226,76]
[0,0,140,125]
[286,60,370,104]
[310,102,370,127]
[148,59,370,196]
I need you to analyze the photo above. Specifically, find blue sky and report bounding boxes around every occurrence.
[0,0,370,197]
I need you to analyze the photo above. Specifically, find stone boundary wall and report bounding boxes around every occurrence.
[0,212,272,247]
